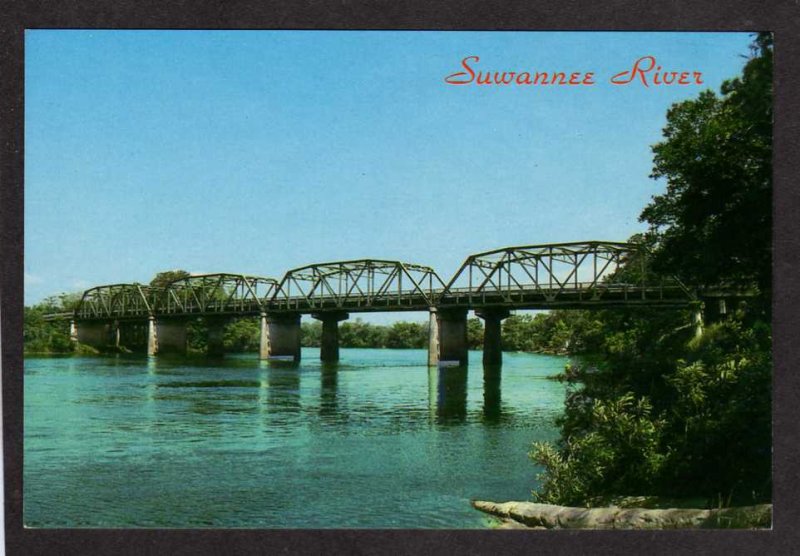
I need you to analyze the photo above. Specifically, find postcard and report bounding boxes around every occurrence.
[6,22,788,553]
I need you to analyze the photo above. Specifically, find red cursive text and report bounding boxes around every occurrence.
[610,56,704,87]
[444,56,596,86]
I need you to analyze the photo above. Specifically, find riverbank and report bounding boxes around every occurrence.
[472,500,772,529]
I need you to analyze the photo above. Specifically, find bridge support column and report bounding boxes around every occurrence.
[265,313,302,362]
[147,317,157,356]
[312,312,349,363]
[429,307,469,367]
[111,320,121,349]
[428,309,440,366]
[206,317,228,356]
[69,320,78,344]
[76,322,111,350]
[475,308,510,366]
[259,313,270,360]
[153,320,188,355]
[692,306,704,339]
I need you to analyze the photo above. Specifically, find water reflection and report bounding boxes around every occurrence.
[428,366,437,422]
[144,356,158,422]
[25,350,569,528]
[266,362,301,415]
[482,364,502,424]
[428,365,468,424]
[319,363,339,416]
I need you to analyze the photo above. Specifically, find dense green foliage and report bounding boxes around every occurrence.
[23,294,82,354]
[531,311,771,506]
[501,312,604,354]
[641,34,772,298]
[530,35,772,508]
[223,318,261,352]
[149,270,191,288]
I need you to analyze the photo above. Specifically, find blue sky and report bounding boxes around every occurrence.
[25,31,753,322]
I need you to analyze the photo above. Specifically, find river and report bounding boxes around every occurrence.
[24,348,567,528]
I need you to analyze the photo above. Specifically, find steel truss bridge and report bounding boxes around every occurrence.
[59,241,700,322]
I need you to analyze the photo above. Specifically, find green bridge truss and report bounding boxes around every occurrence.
[63,241,699,321]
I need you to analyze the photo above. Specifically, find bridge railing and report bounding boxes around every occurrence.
[42,311,76,322]
[441,281,692,304]
[271,288,439,311]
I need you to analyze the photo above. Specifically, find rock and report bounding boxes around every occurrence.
[470,500,772,530]
[494,518,533,529]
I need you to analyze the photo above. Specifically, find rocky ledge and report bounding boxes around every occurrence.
[471,500,772,530]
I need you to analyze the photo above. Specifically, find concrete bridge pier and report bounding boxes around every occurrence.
[259,313,270,360]
[111,320,121,349]
[312,311,349,363]
[263,313,302,362]
[206,316,228,356]
[69,320,78,344]
[428,307,469,367]
[428,309,440,366]
[147,317,157,356]
[76,321,111,350]
[692,306,704,338]
[148,319,188,355]
[476,308,510,366]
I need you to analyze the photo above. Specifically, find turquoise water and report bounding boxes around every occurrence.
[24,348,567,528]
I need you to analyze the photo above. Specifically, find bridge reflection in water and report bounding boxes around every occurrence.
[141,352,523,428]
[429,366,469,424]
[428,362,503,424]
[50,241,720,369]
[319,363,339,417]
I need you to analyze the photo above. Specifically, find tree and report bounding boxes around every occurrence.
[149,270,191,288]
[385,321,427,348]
[224,318,260,352]
[301,321,322,347]
[467,318,484,349]
[339,319,388,348]
[24,292,84,353]
[530,35,773,508]
[502,314,535,351]
[640,34,772,300]
[531,317,771,506]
